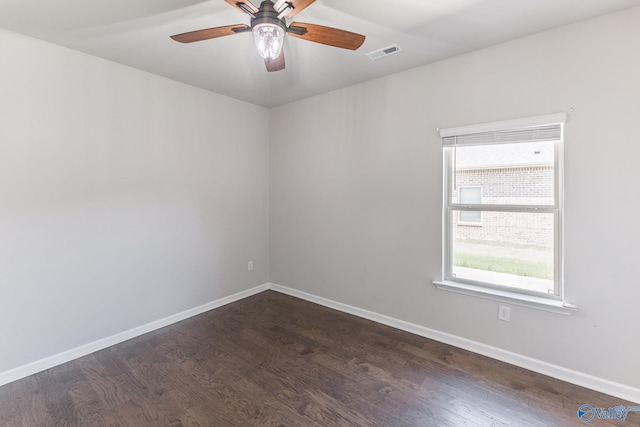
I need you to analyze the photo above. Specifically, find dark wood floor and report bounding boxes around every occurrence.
[0,290,635,426]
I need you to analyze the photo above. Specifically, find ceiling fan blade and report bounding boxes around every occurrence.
[224,0,258,15]
[265,50,285,72]
[279,0,316,18]
[170,24,250,43]
[288,22,365,50]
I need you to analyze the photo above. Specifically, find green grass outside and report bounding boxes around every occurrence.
[453,240,553,280]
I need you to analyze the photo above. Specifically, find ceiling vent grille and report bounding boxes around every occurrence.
[366,44,402,60]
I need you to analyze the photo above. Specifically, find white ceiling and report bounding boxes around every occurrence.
[1,0,638,107]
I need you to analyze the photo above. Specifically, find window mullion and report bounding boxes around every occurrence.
[449,204,555,213]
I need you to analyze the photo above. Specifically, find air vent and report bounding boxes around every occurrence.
[366,44,402,60]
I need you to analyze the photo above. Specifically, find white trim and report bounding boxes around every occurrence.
[441,116,566,306]
[433,280,577,315]
[268,283,639,404]
[439,112,566,138]
[2,282,637,405]
[0,283,270,388]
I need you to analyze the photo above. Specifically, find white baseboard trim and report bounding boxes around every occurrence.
[0,283,270,388]
[3,282,638,404]
[268,283,640,404]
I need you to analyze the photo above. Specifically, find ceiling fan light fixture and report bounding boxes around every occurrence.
[253,23,285,61]
[170,0,366,73]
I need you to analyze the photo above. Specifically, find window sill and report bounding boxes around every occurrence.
[433,280,578,315]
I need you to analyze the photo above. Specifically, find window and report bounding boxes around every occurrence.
[434,113,576,314]
[458,187,482,224]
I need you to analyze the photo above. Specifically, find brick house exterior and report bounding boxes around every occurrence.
[451,143,554,247]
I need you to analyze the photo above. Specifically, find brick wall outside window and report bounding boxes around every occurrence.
[452,165,554,247]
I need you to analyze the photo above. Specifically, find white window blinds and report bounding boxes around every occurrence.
[440,113,566,147]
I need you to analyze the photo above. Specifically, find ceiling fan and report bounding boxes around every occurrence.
[170,0,365,72]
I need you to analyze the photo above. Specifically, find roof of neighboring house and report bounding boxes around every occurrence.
[455,141,554,169]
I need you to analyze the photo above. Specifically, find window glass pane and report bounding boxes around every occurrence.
[459,187,482,223]
[459,187,481,204]
[452,141,555,206]
[459,210,481,223]
[450,210,554,294]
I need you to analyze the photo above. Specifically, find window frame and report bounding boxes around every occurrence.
[433,113,577,315]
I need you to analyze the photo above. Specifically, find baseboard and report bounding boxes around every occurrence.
[3,282,638,404]
[0,283,270,388]
[268,283,640,404]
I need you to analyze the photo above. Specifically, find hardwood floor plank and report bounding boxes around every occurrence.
[0,376,54,426]
[34,364,82,426]
[0,290,636,426]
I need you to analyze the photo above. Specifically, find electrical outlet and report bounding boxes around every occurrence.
[248,261,253,271]
[498,305,510,322]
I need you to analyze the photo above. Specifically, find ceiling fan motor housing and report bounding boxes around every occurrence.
[251,1,287,32]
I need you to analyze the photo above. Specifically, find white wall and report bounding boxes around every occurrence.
[2,5,639,399]
[0,29,270,374]
[270,7,640,392]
